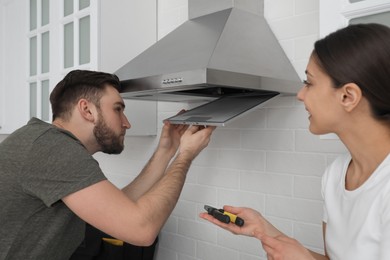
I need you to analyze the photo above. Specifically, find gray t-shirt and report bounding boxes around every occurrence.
[0,118,107,259]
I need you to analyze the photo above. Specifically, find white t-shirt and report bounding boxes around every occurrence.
[322,153,390,260]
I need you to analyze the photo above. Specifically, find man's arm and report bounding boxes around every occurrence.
[121,149,172,201]
[121,122,187,201]
[63,125,215,246]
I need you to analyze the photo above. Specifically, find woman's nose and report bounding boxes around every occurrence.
[296,85,306,102]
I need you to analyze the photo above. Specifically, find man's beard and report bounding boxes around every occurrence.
[93,113,124,154]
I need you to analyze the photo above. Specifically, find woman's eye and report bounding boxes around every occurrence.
[303,79,311,86]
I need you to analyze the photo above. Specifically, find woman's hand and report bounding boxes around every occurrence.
[199,205,282,237]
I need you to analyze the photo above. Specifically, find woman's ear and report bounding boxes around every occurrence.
[77,99,97,123]
[339,83,362,112]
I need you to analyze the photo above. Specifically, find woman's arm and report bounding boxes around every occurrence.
[255,222,329,260]
[258,234,329,260]
[200,206,329,260]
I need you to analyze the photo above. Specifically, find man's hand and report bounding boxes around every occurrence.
[158,119,188,158]
[177,125,216,161]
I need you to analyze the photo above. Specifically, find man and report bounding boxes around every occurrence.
[0,70,215,259]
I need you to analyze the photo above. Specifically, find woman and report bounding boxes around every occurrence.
[200,23,390,260]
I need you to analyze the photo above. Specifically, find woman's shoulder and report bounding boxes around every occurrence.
[322,153,351,183]
[328,153,351,171]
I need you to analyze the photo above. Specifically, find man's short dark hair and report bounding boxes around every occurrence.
[50,70,121,121]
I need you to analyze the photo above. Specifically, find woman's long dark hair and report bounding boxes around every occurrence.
[313,23,390,121]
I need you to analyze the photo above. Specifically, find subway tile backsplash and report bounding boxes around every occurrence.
[96,1,342,259]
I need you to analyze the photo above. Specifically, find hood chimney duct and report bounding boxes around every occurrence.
[115,0,302,125]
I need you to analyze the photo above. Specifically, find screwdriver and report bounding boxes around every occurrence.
[218,208,245,227]
[204,205,244,227]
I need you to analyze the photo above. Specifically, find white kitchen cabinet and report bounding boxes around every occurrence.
[0,0,30,133]
[0,0,157,135]
[99,0,158,136]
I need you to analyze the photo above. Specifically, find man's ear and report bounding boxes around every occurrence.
[77,99,97,123]
[339,83,362,112]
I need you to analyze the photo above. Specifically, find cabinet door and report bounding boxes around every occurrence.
[99,0,157,136]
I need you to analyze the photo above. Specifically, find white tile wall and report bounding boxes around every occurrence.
[0,0,345,259]
[97,0,346,259]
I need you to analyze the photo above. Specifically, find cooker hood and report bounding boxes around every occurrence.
[115,0,302,126]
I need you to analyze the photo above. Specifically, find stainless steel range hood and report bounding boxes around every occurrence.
[115,0,302,126]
